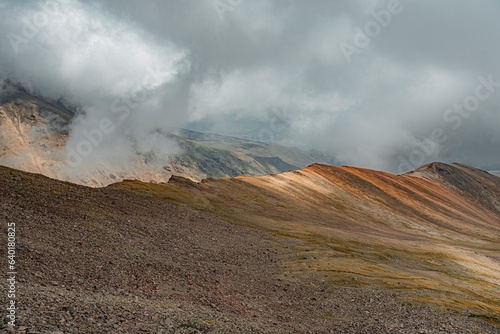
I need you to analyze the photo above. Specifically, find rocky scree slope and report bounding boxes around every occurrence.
[0,163,499,333]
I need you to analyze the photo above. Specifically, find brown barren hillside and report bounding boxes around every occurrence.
[0,163,499,333]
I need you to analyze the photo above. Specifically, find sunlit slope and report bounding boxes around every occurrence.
[117,163,500,319]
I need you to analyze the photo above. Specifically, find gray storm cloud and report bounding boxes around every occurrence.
[1,0,499,173]
[0,0,189,173]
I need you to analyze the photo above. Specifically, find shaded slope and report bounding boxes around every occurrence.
[166,133,300,178]
[409,162,500,216]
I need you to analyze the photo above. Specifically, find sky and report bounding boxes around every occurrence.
[1,0,499,173]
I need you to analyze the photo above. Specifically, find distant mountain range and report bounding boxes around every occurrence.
[0,82,336,186]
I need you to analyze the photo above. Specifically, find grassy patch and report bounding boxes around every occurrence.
[179,321,198,329]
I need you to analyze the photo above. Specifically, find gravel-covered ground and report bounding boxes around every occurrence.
[0,166,499,333]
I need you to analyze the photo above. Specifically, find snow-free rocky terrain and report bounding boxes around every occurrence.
[0,162,499,333]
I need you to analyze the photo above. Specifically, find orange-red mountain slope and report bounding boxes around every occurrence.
[118,162,500,316]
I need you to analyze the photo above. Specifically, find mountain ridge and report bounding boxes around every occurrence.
[1,160,499,332]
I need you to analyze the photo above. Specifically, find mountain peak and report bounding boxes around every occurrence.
[405,162,500,215]
[410,161,456,175]
[408,161,494,179]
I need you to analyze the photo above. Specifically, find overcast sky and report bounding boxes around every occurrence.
[1,0,499,173]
